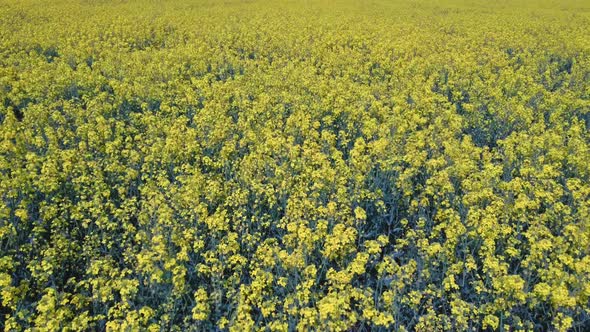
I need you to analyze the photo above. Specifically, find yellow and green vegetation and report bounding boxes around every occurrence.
[1,0,589,331]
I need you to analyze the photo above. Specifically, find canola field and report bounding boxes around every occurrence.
[1,0,590,331]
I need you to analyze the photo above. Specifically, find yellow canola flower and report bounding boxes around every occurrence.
[0,0,588,331]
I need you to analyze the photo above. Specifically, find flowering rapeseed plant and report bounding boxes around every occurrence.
[0,0,589,331]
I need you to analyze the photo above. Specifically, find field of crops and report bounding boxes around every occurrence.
[1,0,589,331]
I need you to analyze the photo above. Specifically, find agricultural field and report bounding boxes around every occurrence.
[1,0,589,331]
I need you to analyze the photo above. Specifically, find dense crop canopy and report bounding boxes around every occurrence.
[1,0,589,331]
